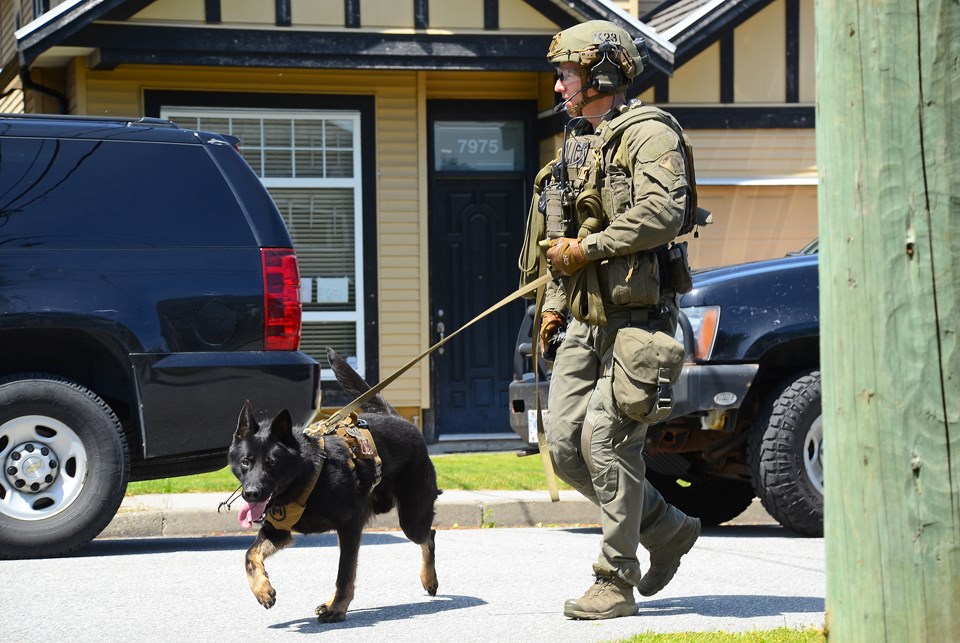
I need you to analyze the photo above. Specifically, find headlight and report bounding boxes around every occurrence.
[676,305,720,360]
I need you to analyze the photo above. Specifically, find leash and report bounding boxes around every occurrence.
[304,273,554,438]
[532,261,560,501]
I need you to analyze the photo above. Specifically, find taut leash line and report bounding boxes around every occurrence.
[305,273,554,437]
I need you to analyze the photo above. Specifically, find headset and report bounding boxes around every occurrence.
[586,37,649,93]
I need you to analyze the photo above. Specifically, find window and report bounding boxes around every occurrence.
[433,120,525,172]
[0,137,251,248]
[163,108,365,378]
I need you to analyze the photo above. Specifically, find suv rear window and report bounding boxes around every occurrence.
[0,137,254,248]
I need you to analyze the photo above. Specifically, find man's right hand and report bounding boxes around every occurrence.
[539,311,566,359]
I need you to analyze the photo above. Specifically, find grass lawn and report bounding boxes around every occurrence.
[126,451,571,495]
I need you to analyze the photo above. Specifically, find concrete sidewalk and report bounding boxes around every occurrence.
[101,489,778,540]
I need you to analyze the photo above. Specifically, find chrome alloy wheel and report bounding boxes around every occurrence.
[803,415,824,496]
[0,415,87,521]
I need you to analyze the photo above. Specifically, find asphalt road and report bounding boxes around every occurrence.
[0,524,824,642]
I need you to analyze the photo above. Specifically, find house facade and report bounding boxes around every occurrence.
[0,0,817,440]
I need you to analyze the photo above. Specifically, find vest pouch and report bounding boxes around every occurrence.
[601,165,632,220]
[666,241,693,294]
[611,327,685,423]
[599,251,661,306]
[543,183,567,240]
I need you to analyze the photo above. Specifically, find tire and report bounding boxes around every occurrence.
[646,470,756,527]
[748,370,823,536]
[0,374,130,559]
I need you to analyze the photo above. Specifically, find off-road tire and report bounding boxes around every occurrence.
[747,370,823,536]
[0,374,130,559]
[646,470,756,527]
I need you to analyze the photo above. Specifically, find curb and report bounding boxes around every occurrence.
[100,491,777,540]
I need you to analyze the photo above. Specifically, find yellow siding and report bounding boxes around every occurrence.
[670,42,720,103]
[221,0,275,24]
[0,79,23,113]
[799,0,816,102]
[609,0,660,17]
[1,0,16,72]
[291,0,344,26]
[734,0,786,103]
[360,0,413,28]
[430,0,484,29]
[691,185,817,268]
[372,74,422,405]
[500,0,557,30]
[131,0,205,22]
[686,128,817,181]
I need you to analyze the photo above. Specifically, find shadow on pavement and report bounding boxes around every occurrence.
[638,594,825,617]
[268,594,487,633]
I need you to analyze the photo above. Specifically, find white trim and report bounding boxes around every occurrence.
[599,0,676,53]
[698,177,820,186]
[661,0,728,41]
[15,0,88,40]
[260,178,356,189]
[302,312,359,322]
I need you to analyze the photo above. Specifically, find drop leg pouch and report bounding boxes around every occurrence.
[611,327,685,423]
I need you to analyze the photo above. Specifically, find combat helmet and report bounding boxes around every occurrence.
[547,20,648,93]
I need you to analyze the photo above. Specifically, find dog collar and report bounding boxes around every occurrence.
[264,443,325,532]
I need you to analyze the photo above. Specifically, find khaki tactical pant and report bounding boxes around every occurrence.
[546,309,688,585]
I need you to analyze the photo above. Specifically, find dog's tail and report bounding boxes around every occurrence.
[326,347,402,418]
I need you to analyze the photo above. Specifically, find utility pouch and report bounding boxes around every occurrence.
[666,241,693,294]
[599,251,661,306]
[601,165,632,220]
[611,327,685,423]
[543,183,567,240]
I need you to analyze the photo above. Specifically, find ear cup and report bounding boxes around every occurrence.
[589,54,625,93]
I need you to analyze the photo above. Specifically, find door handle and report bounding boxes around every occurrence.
[436,321,445,355]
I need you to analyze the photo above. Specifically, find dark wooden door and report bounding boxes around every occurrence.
[429,178,527,435]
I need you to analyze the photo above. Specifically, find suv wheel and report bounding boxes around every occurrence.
[748,370,823,536]
[646,470,756,527]
[0,374,129,559]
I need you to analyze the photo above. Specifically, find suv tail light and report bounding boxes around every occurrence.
[261,248,302,351]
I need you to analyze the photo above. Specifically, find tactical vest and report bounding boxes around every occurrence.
[518,102,706,323]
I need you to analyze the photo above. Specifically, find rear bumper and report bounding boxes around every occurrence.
[132,351,320,458]
[508,362,759,445]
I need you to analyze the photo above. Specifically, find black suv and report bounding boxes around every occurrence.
[0,114,320,558]
[509,242,822,536]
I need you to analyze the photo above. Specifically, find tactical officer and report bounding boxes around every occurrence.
[519,20,701,620]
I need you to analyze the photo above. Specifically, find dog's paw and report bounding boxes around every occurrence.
[315,603,347,623]
[253,582,277,609]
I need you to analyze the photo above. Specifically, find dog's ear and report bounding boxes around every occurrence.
[236,400,257,440]
[270,409,298,448]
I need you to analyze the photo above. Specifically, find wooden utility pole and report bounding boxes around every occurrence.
[817,0,959,640]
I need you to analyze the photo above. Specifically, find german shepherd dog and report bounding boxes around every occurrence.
[229,348,440,622]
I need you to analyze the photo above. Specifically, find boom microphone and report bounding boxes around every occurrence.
[553,89,585,113]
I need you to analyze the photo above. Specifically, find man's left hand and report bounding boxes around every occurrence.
[546,237,588,276]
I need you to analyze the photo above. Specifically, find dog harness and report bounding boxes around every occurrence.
[264,414,382,532]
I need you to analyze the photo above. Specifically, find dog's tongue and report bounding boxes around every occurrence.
[237,499,268,529]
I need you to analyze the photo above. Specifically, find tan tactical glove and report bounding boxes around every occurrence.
[539,311,566,359]
[546,237,587,276]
